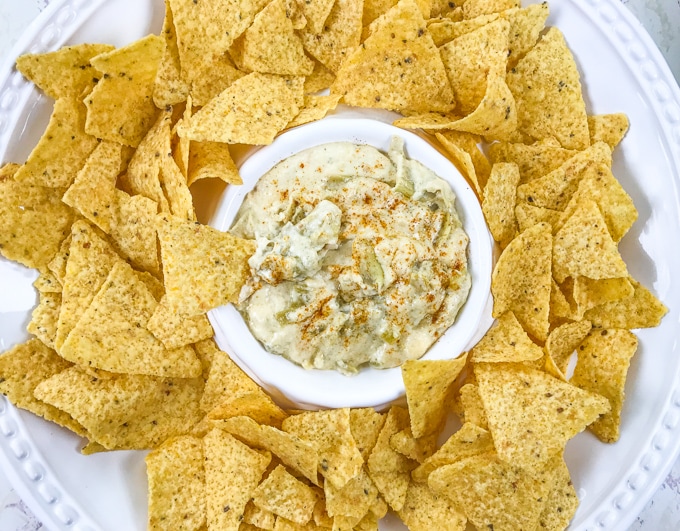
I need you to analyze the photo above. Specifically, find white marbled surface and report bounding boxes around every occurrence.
[0,0,679,529]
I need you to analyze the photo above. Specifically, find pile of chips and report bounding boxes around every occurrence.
[0,0,670,528]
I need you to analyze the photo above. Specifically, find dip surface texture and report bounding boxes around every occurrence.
[231,138,471,374]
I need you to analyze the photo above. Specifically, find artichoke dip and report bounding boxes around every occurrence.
[231,137,471,375]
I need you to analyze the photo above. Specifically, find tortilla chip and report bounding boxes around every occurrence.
[207,389,288,429]
[324,467,381,521]
[61,261,202,377]
[350,408,387,461]
[515,141,612,211]
[506,27,589,150]
[236,0,314,75]
[475,362,610,472]
[515,202,561,233]
[583,278,668,329]
[572,276,634,317]
[157,214,255,315]
[45,233,71,287]
[402,356,467,438]
[173,99,193,178]
[389,428,437,463]
[555,164,637,243]
[283,408,363,489]
[35,367,204,449]
[296,0,335,33]
[0,339,85,436]
[204,428,271,531]
[434,131,491,196]
[200,345,261,412]
[537,457,579,530]
[462,0,519,18]
[179,73,304,144]
[85,35,164,147]
[504,3,549,69]
[571,329,638,443]
[153,0,191,107]
[588,113,629,149]
[214,415,320,485]
[488,138,578,184]
[427,12,499,47]
[33,271,61,293]
[27,292,62,349]
[332,0,455,114]
[491,222,552,341]
[16,43,116,99]
[428,451,552,530]
[146,435,206,530]
[0,173,75,270]
[471,312,543,363]
[14,98,98,188]
[439,19,509,115]
[253,464,318,524]
[545,320,591,377]
[552,199,628,284]
[458,384,489,430]
[147,295,213,349]
[200,0,270,56]
[482,162,519,246]
[188,141,242,187]
[288,94,342,128]
[304,60,337,93]
[190,53,246,107]
[301,0,364,73]
[398,480,466,531]
[244,501,277,530]
[160,151,196,221]
[366,406,415,511]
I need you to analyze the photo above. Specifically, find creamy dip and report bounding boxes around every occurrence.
[231,137,471,374]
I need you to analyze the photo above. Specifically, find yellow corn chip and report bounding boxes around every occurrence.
[173,98,193,178]
[537,457,579,530]
[482,162,519,246]
[283,408,363,489]
[188,141,242,187]
[214,415,320,485]
[488,138,578,184]
[253,464,318,524]
[398,480,466,531]
[204,428,271,531]
[389,428,437,463]
[60,261,202,377]
[190,53,246,108]
[244,501,277,530]
[147,295,213,349]
[207,389,288,429]
[160,150,196,221]
[200,345,261,412]
[583,278,668,329]
[146,436,206,531]
[471,312,543,363]
[402,356,467,438]
[304,60,336,93]
[237,0,314,75]
[366,406,415,511]
[153,0,191,107]
[462,0,519,18]
[179,73,304,144]
[0,172,75,270]
[14,98,98,188]
[427,12,499,47]
[332,0,455,114]
[588,113,629,149]
[47,233,71,287]
[504,3,549,69]
[27,292,62,349]
[552,199,628,284]
[475,362,610,472]
[324,467,381,521]
[35,367,204,449]
[0,339,85,436]
[157,214,256,315]
[516,141,612,210]
[288,94,342,128]
[350,408,387,461]
[458,384,489,430]
[85,35,164,147]
[297,0,336,33]
[434,131,491,196]
[573,276,634,318]
[200,0,270,56]
[429,0,463,18]
[439,18,509,115]
[16,43,116,99]
[491,222,552,341]
[62,140,122,233]
[545,320,591,377]
[515,202,561,233]
[33,271,61,293]
[571,329,638,443]
[506,27,589,150]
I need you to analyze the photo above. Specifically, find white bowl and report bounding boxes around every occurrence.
[208,110,493,409]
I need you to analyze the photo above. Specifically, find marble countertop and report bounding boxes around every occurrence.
[0,0,679,530]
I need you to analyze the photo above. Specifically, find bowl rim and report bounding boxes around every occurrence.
[208,113,494,409]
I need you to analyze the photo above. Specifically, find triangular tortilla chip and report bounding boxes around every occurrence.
[537,456,579,530]
[252,464,319,524]
[475,362,610,472]
[153,0,191,107]
[506,27,589,149]
[332,0,455,114]
[482,162,519,246]
[60,261,202,377]
[471,312,543,363]
[571,329,638,442]
[207,389,288,429]
[188,141,242,186]
[157,214,256,315]
[588,113,629,149]
[515,202,561,233]
[85,35,164,147]
[287,94,342,128]
[434,131,491,197]
[491,222,552,341]
[544,320,591,377]
[488,138,577,184]
[572,276,633,318]
[398,480,467,531]
[427,12,500,47]
[147,295,214,349]
[350,408,387,461]
[160,151,196,221]
[401,356,467,438]
[27,292,62,349]
[200,344,261,412]
[462,0,519,18]
[298,0,336,33]
[179,73,304,144]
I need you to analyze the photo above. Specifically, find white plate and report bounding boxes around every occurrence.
[0,0,679,530]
